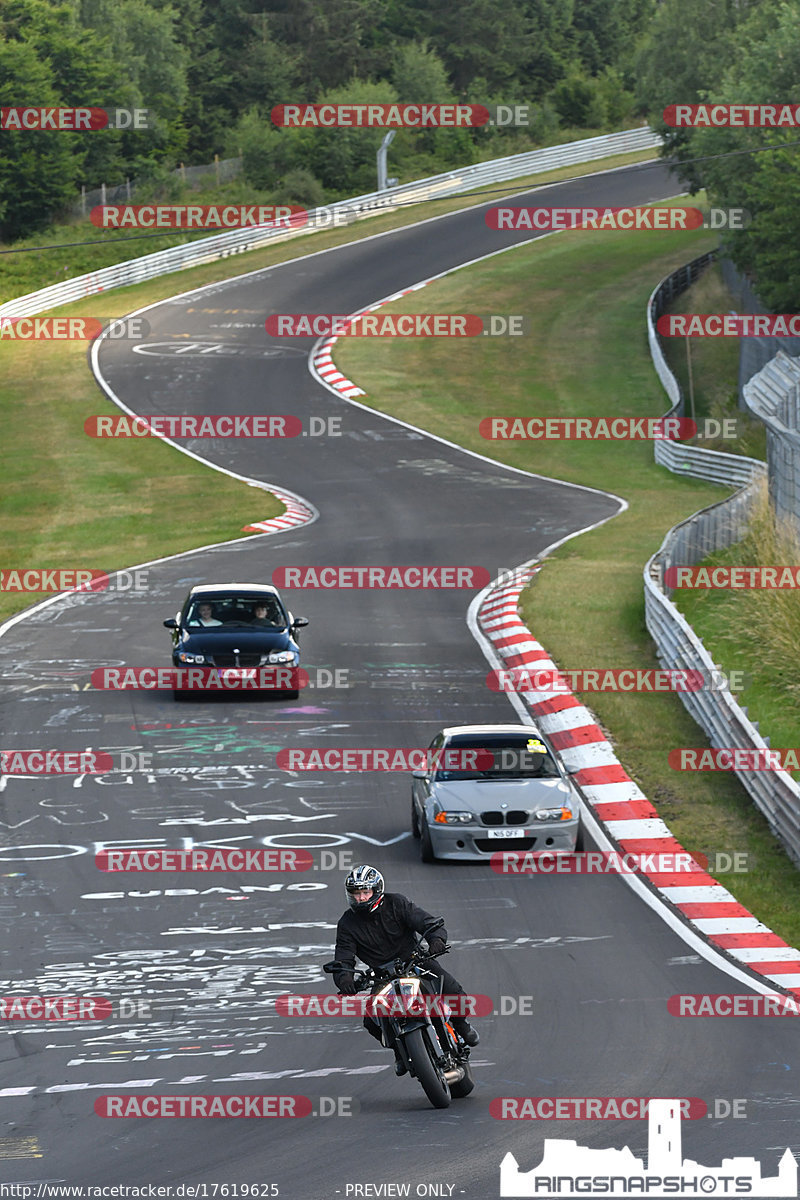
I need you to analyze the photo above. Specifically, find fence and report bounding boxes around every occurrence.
[719,257,800,404]
[0,125,661,322]
[73,157,243,216]
[647,250,765,487]
[743,351,800,542]
[643,259,800,866]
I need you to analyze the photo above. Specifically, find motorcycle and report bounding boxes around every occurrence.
[323,924,475,1109]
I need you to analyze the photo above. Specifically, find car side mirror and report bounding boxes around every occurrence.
[412,770,428,780]
[163,618,178,629]
[292,616,309,628]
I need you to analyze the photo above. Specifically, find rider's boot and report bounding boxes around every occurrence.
[453,1019,479,1046]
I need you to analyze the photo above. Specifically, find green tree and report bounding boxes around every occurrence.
[572,0,655,76]
[235,107,297,189]
[305,77,399,192]
[78,0,190,165]
[424,0,536,94]
[675,2,800,308]
[551,68,605,127]
[0,37,77,240]
[391,39,451,103]
[634,0,756,186]
[0,0,122,237]
[519,0,577,98]
[391,40,470,161]
[265,0,385,93]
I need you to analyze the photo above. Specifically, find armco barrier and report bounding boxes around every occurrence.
[645,504,800,869]
[644,260,800,866]
[0,127,660,322]
[647,250,764,486]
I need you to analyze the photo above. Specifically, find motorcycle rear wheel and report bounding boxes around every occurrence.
[403,1027,451,1109]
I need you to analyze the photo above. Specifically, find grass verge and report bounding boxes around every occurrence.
[661,259,766,458]
[0,324,283,622]
[674,481,800,784]
[333,205,800,944]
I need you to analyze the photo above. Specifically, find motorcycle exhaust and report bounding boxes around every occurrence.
[442,1067,465,1085]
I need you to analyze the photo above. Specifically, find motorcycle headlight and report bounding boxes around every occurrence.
[433,811,473,825]
[264,650,297,664]
[406,994,427,1017]
[534,807,574,821]
[178,652,206,664]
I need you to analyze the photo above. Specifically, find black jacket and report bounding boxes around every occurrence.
[332,893,445,987]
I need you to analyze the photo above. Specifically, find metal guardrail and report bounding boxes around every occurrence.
[0,126,660,321]
[644,526,800,868]
[744,351,800,540]
[644,259,800,867]
[647,251,765,486]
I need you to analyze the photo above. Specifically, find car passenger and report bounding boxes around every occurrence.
[250,602,277,626]
[190,602,222,627]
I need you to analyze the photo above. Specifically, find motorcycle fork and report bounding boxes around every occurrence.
[387,1016,443,1077]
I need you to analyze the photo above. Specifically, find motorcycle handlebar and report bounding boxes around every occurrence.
[337,943,451,994]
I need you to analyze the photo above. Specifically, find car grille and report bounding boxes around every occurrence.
[481,810,528,826]
[474,837,536,853]
[210,654,262,668]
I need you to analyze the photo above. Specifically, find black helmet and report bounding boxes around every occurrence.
[345,864,385,913]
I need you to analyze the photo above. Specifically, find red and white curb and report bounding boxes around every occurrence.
[312,338,366,398]
[310,283,429,398]
[242,485,316,534]
[477,569,800,994]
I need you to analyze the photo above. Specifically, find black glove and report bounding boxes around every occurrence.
[337,974,357,995]
[427,937,447,957]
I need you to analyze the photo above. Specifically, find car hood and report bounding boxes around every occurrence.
[179,628,294,653]
[430,777,572,812]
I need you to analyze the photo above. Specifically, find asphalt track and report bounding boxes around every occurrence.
[2,160,800,1195]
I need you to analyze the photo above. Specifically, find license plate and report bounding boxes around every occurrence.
[486,828,529,839]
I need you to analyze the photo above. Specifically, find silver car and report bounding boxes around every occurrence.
[411,724,584,862]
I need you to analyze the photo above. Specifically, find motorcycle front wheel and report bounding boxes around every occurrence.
[403,1027,451,1109]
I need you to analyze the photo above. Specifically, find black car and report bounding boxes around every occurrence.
[163,583,308,700]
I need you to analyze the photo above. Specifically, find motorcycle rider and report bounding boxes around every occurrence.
[330,864,479,1076]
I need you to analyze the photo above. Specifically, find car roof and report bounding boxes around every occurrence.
[440,724,543,737]
[187,584,281,598]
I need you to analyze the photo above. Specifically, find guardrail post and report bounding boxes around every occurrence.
[377,131,396,192]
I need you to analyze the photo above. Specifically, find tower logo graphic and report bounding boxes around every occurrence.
[500,1098,797,1197]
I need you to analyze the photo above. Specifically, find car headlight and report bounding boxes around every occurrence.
[534,807,574,821]
[178,652,207,664]
[433,811,473,825]
[263,650,297,664]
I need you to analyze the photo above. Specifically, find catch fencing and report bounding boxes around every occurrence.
[74,157,244,216]
[743,351,800,542]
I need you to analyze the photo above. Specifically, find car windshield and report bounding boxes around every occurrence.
[432,737,561,781]
[186,596,285,628]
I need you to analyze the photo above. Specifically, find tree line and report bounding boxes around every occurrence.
[5,0,799,313]
[635,0,800,310]
[1,0,653,241]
